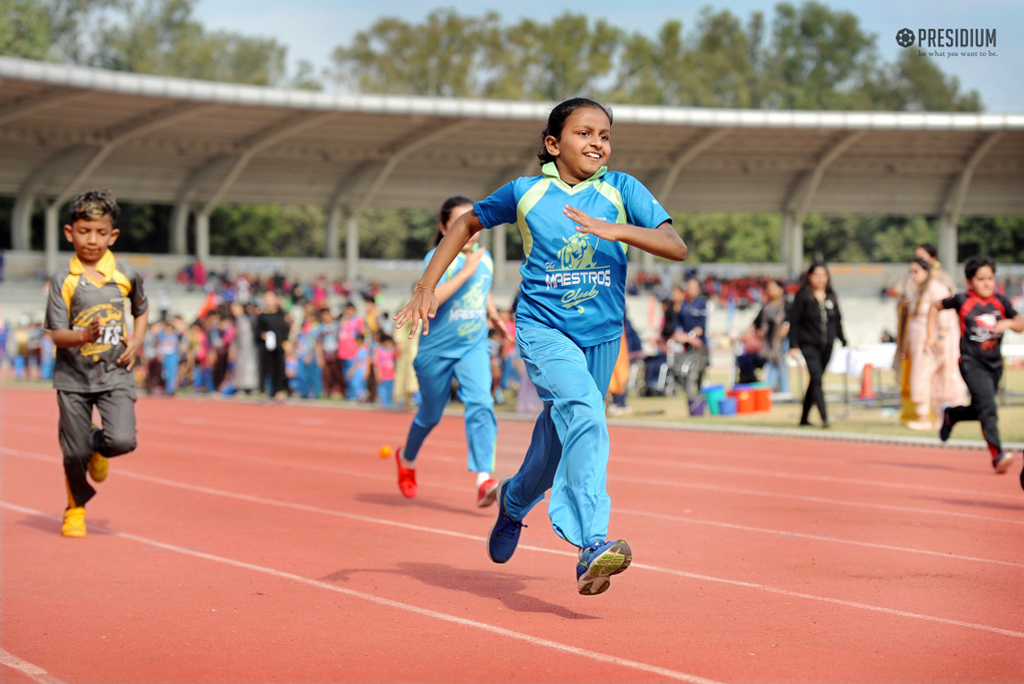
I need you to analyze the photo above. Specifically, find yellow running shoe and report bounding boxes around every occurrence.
[61,507,86,537]
[88,452,108,482]
[88,424,108,482]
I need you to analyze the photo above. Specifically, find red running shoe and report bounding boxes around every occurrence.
[476,478,499,508]
[396,448,417,498]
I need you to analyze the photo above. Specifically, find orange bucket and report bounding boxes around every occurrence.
[729,389,755,413]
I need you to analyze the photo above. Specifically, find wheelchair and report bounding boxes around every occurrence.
[634,341,708,398]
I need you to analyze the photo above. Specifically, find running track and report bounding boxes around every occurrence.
[1,386,1021,683]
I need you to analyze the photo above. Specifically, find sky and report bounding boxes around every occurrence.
[192,0,1024,113]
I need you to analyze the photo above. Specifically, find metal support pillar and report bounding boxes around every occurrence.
[783,211,803,279]
[170,203,190,255]
[12,194,33,250]
[937,214,957,274]
[44,202,60,276]
[195,212,210,264]
[346,212,359,280]
[325,204,343,260]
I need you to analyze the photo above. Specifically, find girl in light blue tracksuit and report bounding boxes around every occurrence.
[393,197,512,508]
[396,98,689,595]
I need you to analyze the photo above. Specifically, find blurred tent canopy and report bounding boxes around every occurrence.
[2,56,1022,280]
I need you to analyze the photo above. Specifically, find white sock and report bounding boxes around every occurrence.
[475,472,490,487]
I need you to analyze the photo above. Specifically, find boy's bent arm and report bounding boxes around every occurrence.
[118,310,148,369]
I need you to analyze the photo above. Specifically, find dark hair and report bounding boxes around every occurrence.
[911,257,931,271]
[799,261,835,298]
[965,255,996,280]
[434,195,474,246]
[69,189,120,225]
[917,243,938,259]
[537,97,613,165]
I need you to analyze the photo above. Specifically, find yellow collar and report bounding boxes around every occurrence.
[541,161,608,183]
[69,250,116,283]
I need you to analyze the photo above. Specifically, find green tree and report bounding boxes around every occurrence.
[90,0,286,85]
[331,9,499,97]
[869,51,981,112]
[672,213,780,263]
[209,205,324,257]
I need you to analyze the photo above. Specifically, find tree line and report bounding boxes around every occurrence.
[2,0,1020,263]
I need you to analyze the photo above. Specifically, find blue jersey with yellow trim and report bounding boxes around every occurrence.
[474,162,671,347]
[417,245,494,359]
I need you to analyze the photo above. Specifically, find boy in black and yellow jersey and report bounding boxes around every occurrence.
[44,190,148,537]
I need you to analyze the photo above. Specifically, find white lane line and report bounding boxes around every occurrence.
[612,454,1023,502]
[0,648,68,684]
[615,475,1024,525]
[8,418,1014,505]
[4,450,1022,640]
[5,446,1019,566]
[7,422,1020,529]
[0,502,722,684]
[616,508,1024,568]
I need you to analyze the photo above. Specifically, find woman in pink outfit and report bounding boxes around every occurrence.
[905,258,965,429]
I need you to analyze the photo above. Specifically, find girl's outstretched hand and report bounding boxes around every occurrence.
[564,206,621,242]
[394,289,438,339]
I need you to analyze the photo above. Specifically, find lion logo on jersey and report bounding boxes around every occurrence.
[557,234,598,270]
[73,303,124,356]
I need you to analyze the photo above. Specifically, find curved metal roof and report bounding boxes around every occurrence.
[3,55,1022,217]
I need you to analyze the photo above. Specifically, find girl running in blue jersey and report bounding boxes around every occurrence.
[394,197,513,507]
[395,98,688,595]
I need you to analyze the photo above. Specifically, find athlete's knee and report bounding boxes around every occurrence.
[102,428,137,456]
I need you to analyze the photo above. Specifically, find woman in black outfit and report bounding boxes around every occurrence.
[788,262,846,427]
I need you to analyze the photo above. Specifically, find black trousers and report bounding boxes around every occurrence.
[259,349,287,396]
[58,388,137,508]
[800,345,832,424]
[950,355,1002,458]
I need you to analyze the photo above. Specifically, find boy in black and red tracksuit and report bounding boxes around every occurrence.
[928,255,1023,479]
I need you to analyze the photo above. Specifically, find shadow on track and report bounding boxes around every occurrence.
[353,491,491,518]
[320,562,599,620]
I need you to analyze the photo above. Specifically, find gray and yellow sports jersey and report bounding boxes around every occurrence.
[44,250,148,392]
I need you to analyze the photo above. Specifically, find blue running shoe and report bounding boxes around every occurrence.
[576,539,632,596]
[487,479,525,563]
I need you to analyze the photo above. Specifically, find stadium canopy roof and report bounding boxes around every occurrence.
[2,55,1022,279]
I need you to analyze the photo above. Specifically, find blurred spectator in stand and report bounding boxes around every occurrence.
[374,332,397,408]
[788,262,846,428]
[903,257,965,430]
[754,279,791,394]
[894,243,955,425]
[229,302,259,395]
[338,302,363,398]
[157,319,182,395]
[347,333,370,402]
[294,312,322,399]
[143,321,162,394]
[317,307,345,399]
[256,290,290,403]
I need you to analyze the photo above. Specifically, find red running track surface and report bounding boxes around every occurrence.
[1,386,1022,683]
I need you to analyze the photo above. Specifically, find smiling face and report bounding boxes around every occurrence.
[63,215,118,266]
[544,106,611,185]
